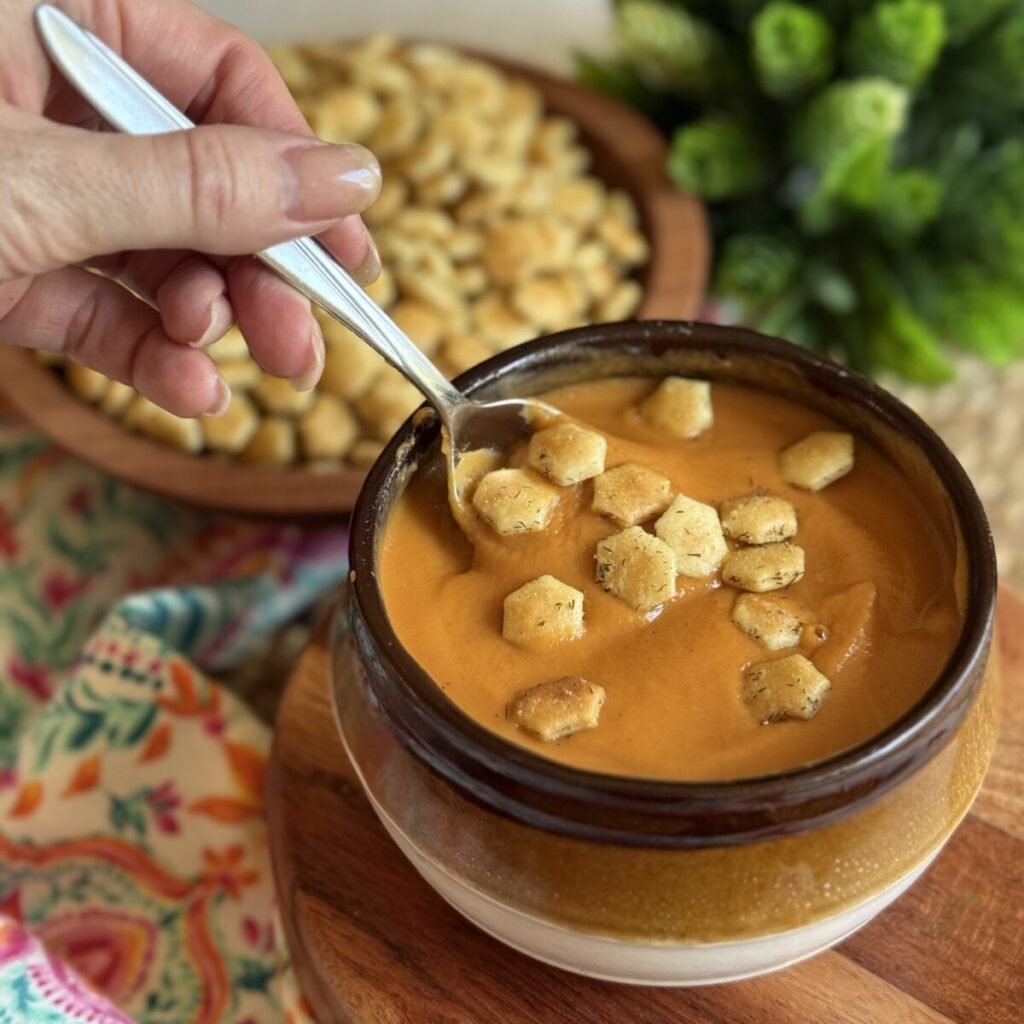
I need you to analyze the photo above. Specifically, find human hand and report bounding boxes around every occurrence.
[0,0,381,416]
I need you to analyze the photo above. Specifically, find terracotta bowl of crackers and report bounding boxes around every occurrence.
[0,36,707,517]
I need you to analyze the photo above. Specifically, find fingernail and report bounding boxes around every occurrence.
[285,143,382,223]
[205,376,232,417]
[352,232,381,287]
[291,321,325,392]
[192,294,233,348]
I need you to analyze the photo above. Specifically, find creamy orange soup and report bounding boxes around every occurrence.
[379,377,961,780]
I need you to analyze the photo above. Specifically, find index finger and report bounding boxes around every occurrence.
[47,0,309,133]
[37,0,377,322]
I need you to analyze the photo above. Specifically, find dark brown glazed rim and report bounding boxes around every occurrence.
[344,321,997,849]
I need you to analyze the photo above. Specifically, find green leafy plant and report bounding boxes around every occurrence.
[581,0,1024,380]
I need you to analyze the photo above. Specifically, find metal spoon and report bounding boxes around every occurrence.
[34,4,556,493]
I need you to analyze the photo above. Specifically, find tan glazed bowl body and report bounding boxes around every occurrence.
[331,321,999,985]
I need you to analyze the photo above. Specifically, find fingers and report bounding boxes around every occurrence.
[0,119,380,279]
[225,258,324,387]
[157,255,234,347]
[0,266,227,417]
[47,0,315,135]
[89,250,233,347]
[89,246,343,388]
[119,252,324,385]
[318,217,381,285]
[37,2,384,272]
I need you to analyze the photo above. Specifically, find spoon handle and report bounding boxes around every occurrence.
[33,3,464,424]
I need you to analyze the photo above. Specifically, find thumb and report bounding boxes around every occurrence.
[3,120,380,274]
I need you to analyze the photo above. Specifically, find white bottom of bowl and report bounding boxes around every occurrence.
[369,792,941,986]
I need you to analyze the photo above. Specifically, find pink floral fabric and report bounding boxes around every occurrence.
[1,917,135,1023]
[0,414,338,1023]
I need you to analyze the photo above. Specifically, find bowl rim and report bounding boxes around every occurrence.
[345,320,997,847]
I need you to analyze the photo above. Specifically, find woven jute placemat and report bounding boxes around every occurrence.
[884,357,1024,591]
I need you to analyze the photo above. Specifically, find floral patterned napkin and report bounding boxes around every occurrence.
[0,415,345,1023]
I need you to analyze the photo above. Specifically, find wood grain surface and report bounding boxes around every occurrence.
[266,588,1023,1024]
[0,55,708,518]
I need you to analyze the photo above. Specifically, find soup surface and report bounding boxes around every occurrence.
[379,377,961,780]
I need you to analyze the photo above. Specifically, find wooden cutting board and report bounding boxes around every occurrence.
[266,588,1024,1024]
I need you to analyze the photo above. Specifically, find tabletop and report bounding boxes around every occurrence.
[266,588,1023,1024]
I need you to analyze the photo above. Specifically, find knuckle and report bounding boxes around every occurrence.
[181,128,246,236]
[229,35,271,75]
